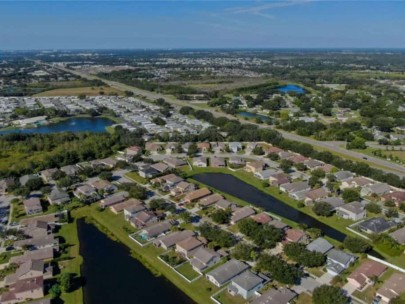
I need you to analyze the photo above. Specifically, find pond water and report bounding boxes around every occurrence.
[0,117,114,135]
[278,84,305,94]
[77,219,194,304]
[193,173,383,258]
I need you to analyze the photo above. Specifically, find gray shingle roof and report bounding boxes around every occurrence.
[306,237,334,254]
[231,271,263,291]
[207,259,249,285]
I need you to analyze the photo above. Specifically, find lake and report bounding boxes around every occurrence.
[278,84,305,94]
[77,219,194,304]
[0,117,114,135]
[193,173,383,258]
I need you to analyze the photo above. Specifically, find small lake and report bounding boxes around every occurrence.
[0,117,114,135]
[77,219,194,304]
[193,173,383,258]
[238,112,269,122]
[278,84,305,94]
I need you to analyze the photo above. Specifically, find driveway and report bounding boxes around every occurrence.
[317,272,334,284]
[342,282,358,296]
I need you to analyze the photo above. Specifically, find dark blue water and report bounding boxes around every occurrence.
[193,173,383,258]
[278,84,305,94]
[0,117,114,135]
[77,219,194,304]
[238,112,269,122]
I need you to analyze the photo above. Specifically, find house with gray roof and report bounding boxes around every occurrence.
[230,206,255,225]
[153,230,195,250]
[228,271,266,299]
[326,249,356,276]
[48,187,70,205]
[389,226,405,245]
[358,217,397,234]
[19,174,38,187]
[139,221,172,241]
[251,287,297,304]
[279,181,310,200]
[306,237,334,254]
[228,142,242,153]
[190,247,221,273]
[322,197,345,210]
[360,183,391,197]
[334,171,354,181]
[254,169,278,180]
[206,259,250,287]
[336,201,366,221]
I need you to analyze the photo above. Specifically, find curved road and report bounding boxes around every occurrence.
[50,64,405,177]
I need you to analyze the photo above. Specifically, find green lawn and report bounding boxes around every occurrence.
[214,288,246,304]
[176,262,200,281]
[125,172,148,185]
[0,251,22,264]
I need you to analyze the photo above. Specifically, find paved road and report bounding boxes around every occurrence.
[50,64,405,177]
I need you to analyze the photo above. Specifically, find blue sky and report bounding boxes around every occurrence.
[0,1,404,50]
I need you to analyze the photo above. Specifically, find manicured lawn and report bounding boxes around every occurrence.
[125,172,148,185]
[306,266,325,278]
[176,262,200,281]
[72,205,221,303]
[214,288,246,304]
[57,217,84,304]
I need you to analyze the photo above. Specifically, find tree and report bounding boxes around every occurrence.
[306,227,323,239]
[256,254,303,284]
[211,209,232,224]
[187,143,199,157]
[384,200,396,207]
[284,243,325,267]
[347,137,367,150]
[238,218,282,249]
[342,188,360,203]
[232,243,258,261]
[385,208,399,218]
[152,116,166,126]
[391,297,405,304]
[59,272,73,293]
[179,211,192,223]
[252,146,265,156]
[98,171,113,181]
[312,202,334,217]
[25,177,44,191]
[313,285,349,304]
[365,202,382,214]
[280,159,293,173]
[49,283,61,299]
[343,236,371,253]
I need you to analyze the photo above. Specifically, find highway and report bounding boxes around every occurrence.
[50,64,405,177]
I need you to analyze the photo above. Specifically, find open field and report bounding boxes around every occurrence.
[34,86,124,97]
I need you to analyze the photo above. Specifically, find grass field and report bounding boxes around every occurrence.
[214,289,246,304]
[125,172,148,185]
[34,86,124,97]
[176,262,200,281]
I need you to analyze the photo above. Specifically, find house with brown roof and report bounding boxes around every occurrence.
[153,230,195,250]
[288,154,308,164]
[125,145,142,157]
[266,146,283,155]
[230,206,256,225]
[23,221,51,239]
[163,157,186,168]
[5,259,52,286]
[304,188,329,205]
[184,188,211,203]
[318,164,334,173]
[341,177,373,189]
[376,273,405,304]
[199,194,223,208]
[284,229,308,244]
[347,260,386,290]
[73,184,99,203]
[129,211,158,228]
[10,248,54,265]
[145,142,163,155]
[89,179,116,194]
[176,236,204,259]
[110,198,143,214]
[151,162,169,173]
[269,173,290,187]
[99,192,128,209]
[23,198,43,216]
[139,221,173,240]
[39,168,59,183]
[197,142,211,153]
[245,161,265,173]
[170,181,196,196]
[251,213,272,225]
[382,191,405,206]
[211,157,226,168]
[1,276,44,304]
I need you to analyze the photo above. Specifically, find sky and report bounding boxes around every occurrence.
[0,0,404,50]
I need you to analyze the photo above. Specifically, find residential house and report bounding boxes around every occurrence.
[199,194,223,208]
[19,174,38,187]
[228,156,245,166]
[251,287,297,304]
[334,171,354,181]
[0,177,15,194]
[73,184,99,203]
[306,237,334,254]
[347,260,387,290]
[150,162,169,173]
[228,142,242,153]
[341,177,373,189]
[211,157,226,168]
[361,183,391,197]
[151,173,183,190]
[206,259,250,287]
[251,213,272,225]
[163,157,186,168]
[170,181,196,196]
[358,217,397,234]
[326,249,356,276]
[245,142,257,154]
[60,164,79,176]
[382,191,405,206]
[138,165,160,178]
[145,142,163,155]
[5,259,51,286]
[336,201,366,221]
[288,154,308,164]
[279,151,293,160]
[192,156,207,167]
[153,230,195,250]
[98,157,118,169]
[304,159,324,170]
[266,146,283,155]
[23,221,51,239]
[125,145,142,158]
[165,142,177,154]
[269,173,290,187]
[47,187,70,205]
[0,276,44,304]
[254,169,277,180]
[228,271,265,299]
[100,192,128,209]
[197,142,211,153]
[284,229,308,244]
[190,247,221,273]
[110,198,143,214]
[304,188,329,205]
[230,207,256,225]
[322,197,345,210]
[245,161,265,173]
[175,236,204,259]
[39,168,58,183]
[318,164,335,174]
[139,221,172,241]
[280,181,311,200]
[23,198,43,215]
[389,227,405,245]
[10,247,54,265]
[376,273,405,304]
[89,179,116,194]
[130,211,158,228]
[123,204,147,221]
[184,188,211,204]
[14,235,58,251]
[268,219,289,231]
[215,199,237,211]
